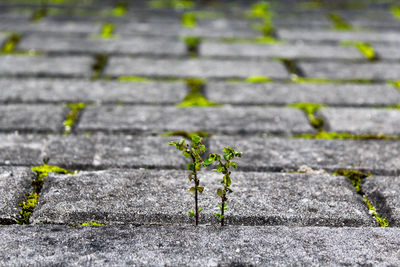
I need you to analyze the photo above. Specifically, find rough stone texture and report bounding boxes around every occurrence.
[0,79,187,104]
[0,55,93,78]
[277,28,400,43]
[209,136,400,175]
[0,20,101,34]
[318,107,400,136]
[77,106,314,135]
[0,167,32,224]
[200,42,364,60]
[0,33,8,47]
[206,82,400,106]
[0,104,66,133]
[363,176,400,227]
[104,57,289,79]
[299,61,400,81]
[0,134,44,166]
[1,225,400,266]
[31,169,373,226]
[374,43,400,60]
[18,34,187,56]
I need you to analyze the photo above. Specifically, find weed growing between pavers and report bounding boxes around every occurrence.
[341,41,377,61]
[182,12,196,28]
[329,13,353,30]
[19,158,73,224]
[288,103,325,130]
[63,102,86,135]
[169,135,206,225]
[203,147,242,226]
[0,33,21,54]
[333,169,389,227]
[163,130,211,139]
[92,54,108,80]
[177,78,219,107]
[181,36,202,56]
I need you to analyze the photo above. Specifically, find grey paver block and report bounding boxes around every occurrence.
[318,108,400,136]
[77,106,314,135]
[200,42,364,60]
[0,167,32,224]
[209,136,400,175]
[207,82,400,106]
[104,57,289,79]
[277,28,400,43]
[0,55,93,78]
[0,33,8,47]
[363,176,400,227]
[1,225,400,266]
[374,43,400,60]
[33,19,102,34]
[0,134,44,166]
[0,104,66,133]
[18,34,186,56]
[31,169,373,226]
[299,61,400,81]
[0,79,187,104]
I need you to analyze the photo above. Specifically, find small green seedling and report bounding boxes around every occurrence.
[169,135,206,225]
[204,146,242,226]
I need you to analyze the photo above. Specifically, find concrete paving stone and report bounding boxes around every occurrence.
[374,43,400,60]
[0,167,33,224]
[299,61,400,81]
[200,42,364,60]
[32,19,102,34]
[338,10,400,30]
[273,12,331,28]
[206,82,400,106]
[277,28,400,43]
[0,134,44,166]
[77,105,314,135]
[104,57,289,79]
[1,225,400,266]
[0,32,8,47]
[18,34,186,56]
[0,78,187,104]
[363,176,400,227]
[209,136,400,175]
[0,104,66,133]
[318,107,400,136]
[31,169,373,226]
[0,55,93,78]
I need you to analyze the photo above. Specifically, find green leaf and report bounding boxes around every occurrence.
[186,163,195,171]
[224,175,231,187]
[191,135,201,145]
[229,161,237,168]
[216,212,221,218]
[189,210,195,217]
[197,186,204,193]
[200,144,206,152]
[202,157,214,166]
[195,163,201,171]
[216,164,223,173]
[198,208,202,213]
[189,187,196,194]
[217,188,223,197]
[188,173,193,181]
[182,151,191,158]
[169,141,176,146]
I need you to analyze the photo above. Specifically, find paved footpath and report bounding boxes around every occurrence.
[1,0,400,265]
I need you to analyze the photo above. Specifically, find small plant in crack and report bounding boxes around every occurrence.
[203,147,242,226]
[169,135,206,225]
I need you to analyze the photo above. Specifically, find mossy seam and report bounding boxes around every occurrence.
[81,221,105,226]
[287,102,325,130]
[176,78,220,107]
[63,102,86,135]
[112,2,127,17]
[341,41,377,61]
[163,130,211,140]
[92,54,108,80]
[1,33,21,54]
[329,13,353,31]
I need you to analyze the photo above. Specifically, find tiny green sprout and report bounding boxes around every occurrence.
[204,146,242,226]
[169,135,206,225]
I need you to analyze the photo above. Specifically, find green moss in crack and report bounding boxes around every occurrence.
[329,13,352,31]
[149,0,194,9]
[92,54,108,80]
[81,221,105,226]
[177,78,219,107]
[182,12,196,28]
[118,76,149,82]
[287,102,325,130]
[389,81,400,90]
[100,23,115,39]
[31,3,48,22]
[296,131,396,140]
[112,3,127,17]
[163,130,211,140]
[391,6,400,21]
[221,36,280,45]
[246,76,271,83]
[181,36,202,56]
[64,102,86,135]
[1,33,21,54]
[363,196,389,227]
[341,41,377,61]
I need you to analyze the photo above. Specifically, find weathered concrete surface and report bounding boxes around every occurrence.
[0,104,66,133]
[104,57,289,79]
[318,108,400,136]
[77,106,314,135]
[0,55,93,78]
[0,79,187,104]
[31,169,373,226]
[0,167,32,224]
[1,225,400,266]
[363,176,400,227]
[206,82,400,106]
[200,42,364,60]
[0,134,44,166]
[18,34,187,56]
[209,136,400,175]
[0,33,8,47]
[299,61,400,81]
